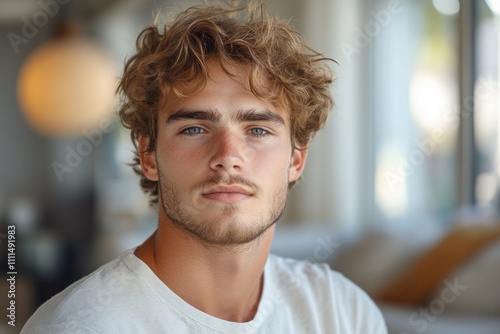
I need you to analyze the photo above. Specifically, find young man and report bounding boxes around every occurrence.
[22,2,387,333]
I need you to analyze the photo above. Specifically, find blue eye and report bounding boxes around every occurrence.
[182,127,205,135]
[249,128,268,136]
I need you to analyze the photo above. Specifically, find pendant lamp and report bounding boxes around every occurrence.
[17,23,117,137]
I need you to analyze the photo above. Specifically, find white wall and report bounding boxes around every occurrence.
[269,0,369,230]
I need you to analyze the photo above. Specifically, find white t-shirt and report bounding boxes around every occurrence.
[21,250,387,334]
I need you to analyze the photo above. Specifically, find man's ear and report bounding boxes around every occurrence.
[138,135,158,181]
[288,148,308,183]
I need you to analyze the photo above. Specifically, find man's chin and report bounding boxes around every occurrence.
[179,216,276,246]
[195,224,274,246]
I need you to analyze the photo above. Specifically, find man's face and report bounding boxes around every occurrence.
[140,62,307,246]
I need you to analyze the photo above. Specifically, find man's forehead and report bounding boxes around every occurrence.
[174,62,250,92]
[159,61,288,121]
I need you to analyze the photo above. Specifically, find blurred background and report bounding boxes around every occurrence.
[0,0,499,333]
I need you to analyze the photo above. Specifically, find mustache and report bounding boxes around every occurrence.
[193,174,261,193]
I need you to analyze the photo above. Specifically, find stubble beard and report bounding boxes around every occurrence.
[157,169,288,246]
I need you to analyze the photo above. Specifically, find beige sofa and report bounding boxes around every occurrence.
[272,222,500,334]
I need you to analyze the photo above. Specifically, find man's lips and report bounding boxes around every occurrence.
[202,185,254,203]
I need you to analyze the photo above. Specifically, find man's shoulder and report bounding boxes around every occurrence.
[267,253,377,304]
[21,250,141,334]
[46,249,139,306]
[266,254,388,333]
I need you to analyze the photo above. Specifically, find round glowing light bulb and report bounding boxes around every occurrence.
[18,37,117,137]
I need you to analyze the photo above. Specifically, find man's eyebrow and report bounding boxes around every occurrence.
[166,108,285,126]
[166,109,221,124]
[236,109,286,125]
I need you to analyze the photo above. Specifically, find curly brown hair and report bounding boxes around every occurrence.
[117,1,335,205]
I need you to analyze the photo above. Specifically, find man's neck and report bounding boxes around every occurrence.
[134,220,274,322]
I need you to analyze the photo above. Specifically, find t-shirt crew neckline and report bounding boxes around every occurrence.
[122,249,272,334]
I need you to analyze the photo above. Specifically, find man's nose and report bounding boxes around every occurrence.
[209,130,245,172]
